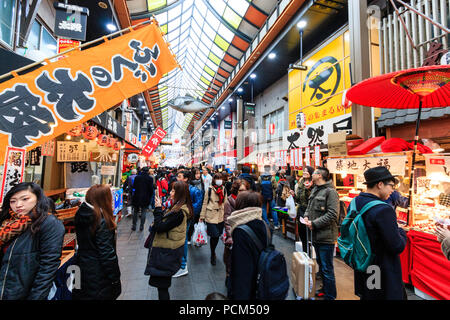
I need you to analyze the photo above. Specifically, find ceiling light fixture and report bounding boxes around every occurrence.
[107,24,117,32]
[268,53,276,59]
[297,20,307,30]
[237,88,243,93]
[250,74,256,79]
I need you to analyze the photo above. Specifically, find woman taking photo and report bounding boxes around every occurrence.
[200,173,226,266]
[72,184,121,300]
[0,182,65,300]
[145,181,193,300]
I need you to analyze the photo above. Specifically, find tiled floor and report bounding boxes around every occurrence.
[116,209,422,300]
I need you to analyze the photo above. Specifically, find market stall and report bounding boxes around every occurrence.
[327,149,450,300]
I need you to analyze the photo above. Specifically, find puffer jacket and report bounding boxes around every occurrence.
[304,181,339,245]
[200,186,225,224]
[189,185,204,217]
[73,202,121,300]
[0,214,64,300]
[294,178,313,212]
[144,205,188,277]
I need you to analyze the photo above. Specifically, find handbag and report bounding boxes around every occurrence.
[144,226,155,249]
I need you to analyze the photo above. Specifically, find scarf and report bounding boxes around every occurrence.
[214,186,225,205]
[231,194,237,200]
[0,209,32,248]
[227,207,262,235]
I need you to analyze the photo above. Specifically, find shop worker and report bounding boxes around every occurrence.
[304,167,339,300]
[0,182,65,300]
[352,166,407,300]
[131,167,155,231]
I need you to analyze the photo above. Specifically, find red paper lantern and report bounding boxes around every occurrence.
[82,126,98,140]
[97,134,109,146]
[108,137,116,148]
[174,138,180,144]
[68,124,83,137]
[113,141,121,151]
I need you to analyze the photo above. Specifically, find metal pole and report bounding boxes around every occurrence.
[300,29,303,65]
[407,100,422,226]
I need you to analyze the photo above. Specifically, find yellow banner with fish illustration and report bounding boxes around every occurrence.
[288,31,352,130]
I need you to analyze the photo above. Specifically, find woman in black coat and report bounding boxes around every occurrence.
[72,184,121,300]
[0,182,65,300]
[145,181,193,300]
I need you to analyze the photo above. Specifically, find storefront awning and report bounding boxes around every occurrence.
[238,151,258,164]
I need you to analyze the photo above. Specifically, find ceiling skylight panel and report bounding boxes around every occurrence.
[198,40,210,56]
[223,6,241,29]
[168,3,182,20]
[210,0,226,15]
[205,58,218,72]
[217,23,234,42]
[168,17,181,31]
[148,0,167,12]
[211,43,225,59]
[155,11,168,24]
[228,0,249,17]
[206,10,220,29]
[214,34,230,51]
[203,23,216,42]
[195,0,207,16]
[192,6,203,27]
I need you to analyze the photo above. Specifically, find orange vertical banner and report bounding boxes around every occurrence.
[0,21,179,163]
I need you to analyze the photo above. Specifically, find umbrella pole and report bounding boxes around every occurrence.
[407,100,423,225]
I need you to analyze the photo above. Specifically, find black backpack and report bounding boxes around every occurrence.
[260,175,273,200]
[236,222,289,300]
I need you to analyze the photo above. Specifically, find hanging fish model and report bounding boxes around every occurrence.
[167,96,211,113]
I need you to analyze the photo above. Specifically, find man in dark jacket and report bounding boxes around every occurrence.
[304,167,339,300]
[131,167,154,231]
[353,166,407,300]
[239,166,256,191]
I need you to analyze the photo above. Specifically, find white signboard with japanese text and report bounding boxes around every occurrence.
[0,147,26,201]
[101,165,116,176]
[57,141,90,162]
[424,154,450,181]
[327,155,407,176]
[283,114,351,150]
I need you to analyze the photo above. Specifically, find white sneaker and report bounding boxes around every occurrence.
[274,225,280,230]
[172,267,188,278]
[187,241,191,245]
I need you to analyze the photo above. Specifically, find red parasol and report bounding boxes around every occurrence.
[346,65,450,224]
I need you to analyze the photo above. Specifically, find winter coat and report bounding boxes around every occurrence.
[132,173,154,208]
[191,179,204,193]
[200,186,225,225]
[227,207,268,300]
[145,205,188,281]
[257,174,277,200]
[294,178,313,212]
[189,185,204,217]
[276,179,289,207]
[353,192,407,300]
[223,195,237,247]
[304,181,339,245]
[0,214,64,300]
[72,202,121,300]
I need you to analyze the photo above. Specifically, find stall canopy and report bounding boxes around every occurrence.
[0,20,180,163]
[238,150,258,164]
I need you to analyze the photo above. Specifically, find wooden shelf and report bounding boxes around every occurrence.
[45,188,67,197]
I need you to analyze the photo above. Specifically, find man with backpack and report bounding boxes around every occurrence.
[339,166,407,300]
[227,191,289,300]
[239,166,257,191]
[303,167,339,300]
[258,165,279,230]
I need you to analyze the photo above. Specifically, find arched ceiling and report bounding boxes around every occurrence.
[126,0,278,138]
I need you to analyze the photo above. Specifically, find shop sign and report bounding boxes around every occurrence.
[0,22,179,164]
[0,147,26,201]
[141,127,167,157]
[41,139,55,156]
[53,2,89,41]
[92,112,126,140]
[26,147,41,166]
[224,120,232,129]
[57,38,80,60]
[57,141,89,162]
[304,146,311,166]
[91,151,118,163]
[424,154,450,181]
[327,155,407,176]
[288,31,351,129]
[245,102,255,116]
[101,165,116,175]
[289,148,303,168]
[127,153,139,163]
[314,145,321,167]
[283,114,351,150]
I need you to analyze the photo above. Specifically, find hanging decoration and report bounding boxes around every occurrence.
[67,124,84,137]
[97,134,109,146]
[82,125,99,140]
